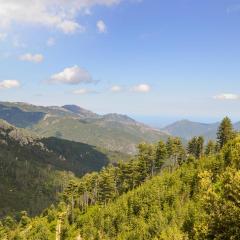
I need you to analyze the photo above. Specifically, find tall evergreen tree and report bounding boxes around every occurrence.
[187,136,204,159]
[205,140,216,156]
[137,143,155,180]
[217,117,235,148]
[155,140,167,170]
[98,168,116,204]
[166,137,185,165]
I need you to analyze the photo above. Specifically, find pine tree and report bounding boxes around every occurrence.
[137,143,155,180]
[205,140,216,156]
[187,136,204,159]
[166,137,185,165]
[155,140,167,170]
[98,168,116,204]
[217,117,235,148]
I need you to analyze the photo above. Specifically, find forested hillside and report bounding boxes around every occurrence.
[1,117,239,239]
[0,120,115,218]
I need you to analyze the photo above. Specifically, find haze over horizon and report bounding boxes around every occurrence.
[0,0,240,122]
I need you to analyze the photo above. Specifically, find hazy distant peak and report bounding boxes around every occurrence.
[162,119,220,141]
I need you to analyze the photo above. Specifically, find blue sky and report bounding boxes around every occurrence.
[0,0,240,126]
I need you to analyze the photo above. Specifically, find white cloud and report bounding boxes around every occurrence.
[0,32,7,41]
[132,84,151,93]
[0,80,20,89]
[213,93,240,100]
[97,20,107,33]
[46,37,55,46]
[73,88,97,95]
[110,85,122,92]
[0,0,120,34]
[57,20,85,34]
[19,53,44,63]
[50,65,94,85]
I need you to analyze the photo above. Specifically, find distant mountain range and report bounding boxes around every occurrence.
[0,102,169,154]
[162,119,240,141]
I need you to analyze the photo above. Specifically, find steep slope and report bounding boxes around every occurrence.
[32,115,168,154]
[0,103,45,128]
[0,120,111,217]
[0,102,169,154]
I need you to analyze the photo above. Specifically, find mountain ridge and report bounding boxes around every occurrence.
[0,102,169,154]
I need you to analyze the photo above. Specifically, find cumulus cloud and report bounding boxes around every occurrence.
[19,53,44,63]
[50,65,94,85]
[0,80,20,89]
[110,85,123,92]
[73,88,97,95]
[97,20,107,33]
[0,0,120,34]
[213,93,240,100]
[132,84,151,93]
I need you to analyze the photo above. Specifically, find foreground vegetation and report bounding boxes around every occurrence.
[0,120,117,218]
[1,117,240,239]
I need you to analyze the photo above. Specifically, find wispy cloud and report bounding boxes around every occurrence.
[0,80,20,89]
[50,65,95,85]
[132,84,151,93]
[97,20,107,33]
[73,88,98,95]
[213,93,240,100]
[110,85,123,92]
[19,53,44,63]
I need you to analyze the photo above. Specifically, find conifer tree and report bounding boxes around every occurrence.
[217,117,235,148]
[166,137,185,165]
[205,140,216,156]
[137,143,155,180]
[155,140,167,170]
[98,168,116,204]
[187,136,204,159]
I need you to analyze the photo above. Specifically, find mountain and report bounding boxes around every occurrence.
[162,120,219,140]
[0,102,169,154]
[162,119,240,141]
[62,104,99,118]
[234,121,240,131]
[0,103,45,128]
[0,120,114,217]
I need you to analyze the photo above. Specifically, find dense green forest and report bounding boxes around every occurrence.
[1,117,239,239]
[0,120,123,218]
